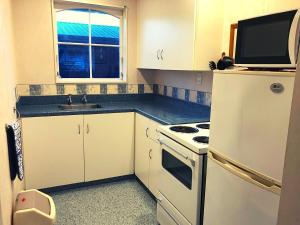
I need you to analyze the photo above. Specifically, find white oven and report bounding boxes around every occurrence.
[157,134,207,225]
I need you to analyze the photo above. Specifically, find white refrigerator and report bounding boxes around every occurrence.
[204,70,295,225]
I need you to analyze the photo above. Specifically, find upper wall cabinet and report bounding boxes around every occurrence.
[137,0,224,71]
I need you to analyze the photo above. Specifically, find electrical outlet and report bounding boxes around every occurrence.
[196,75,203,85]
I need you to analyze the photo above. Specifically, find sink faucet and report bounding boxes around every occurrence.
[67,94,72,105]
[82,94,88,104]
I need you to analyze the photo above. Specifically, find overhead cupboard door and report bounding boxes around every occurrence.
[137,0,163,69]
[209,72,295,182]
[156,0,195,70]
[204,153,280,225]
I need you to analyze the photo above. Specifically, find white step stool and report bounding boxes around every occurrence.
[14,189,56,225]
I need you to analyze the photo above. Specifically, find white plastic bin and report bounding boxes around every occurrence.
[14,189,56,225]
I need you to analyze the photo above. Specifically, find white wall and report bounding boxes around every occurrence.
[153,70,213,92]
[12,0,151,85]
[0,0,24,224]
[12,0,55,84]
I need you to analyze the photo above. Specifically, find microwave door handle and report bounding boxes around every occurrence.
[159,139,196,166]
[289,10,300,65]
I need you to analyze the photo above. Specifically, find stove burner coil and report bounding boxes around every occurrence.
[193,136,209,144]
[170,126,199,133]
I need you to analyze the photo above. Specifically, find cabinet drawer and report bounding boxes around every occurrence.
[157,193,191,225]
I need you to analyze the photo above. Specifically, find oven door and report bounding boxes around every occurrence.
[158,135,204,225]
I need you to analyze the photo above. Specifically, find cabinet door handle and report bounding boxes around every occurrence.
[146,127,149,138]
[78,125,81,134]
[86,124,90,134]
[157,49,160,60]
[149,149,152,159]
[160,49,164,60]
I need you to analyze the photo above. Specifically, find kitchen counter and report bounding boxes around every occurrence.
[17,94,210,125]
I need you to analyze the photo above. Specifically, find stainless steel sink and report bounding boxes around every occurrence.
[58,103,102,110]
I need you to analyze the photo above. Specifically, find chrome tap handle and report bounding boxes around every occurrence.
[67,94,72,105]
[82,94,88,104]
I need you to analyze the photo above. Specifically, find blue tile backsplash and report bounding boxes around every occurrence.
[197,91,206,105]
[16,83,211,106]
[172,87,178,98]
[29,85,42,96]
[153,84,158,94]
[118,84,127,94]
[185,89,190,101]
[76,84,87,94]
[138,84,144,94]
[56,84,65,95]
[163,86,167,96]
[100,84,107,94]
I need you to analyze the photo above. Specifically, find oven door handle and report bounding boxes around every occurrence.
[159,139,196,167]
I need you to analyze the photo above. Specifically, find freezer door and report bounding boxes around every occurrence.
[209,72,295,182]
[203,152,280,225]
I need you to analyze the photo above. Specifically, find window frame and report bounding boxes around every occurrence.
[51,1,127,84]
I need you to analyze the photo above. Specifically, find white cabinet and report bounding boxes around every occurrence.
[135,113,151,186]
[137,0,224,70]
[22,113,135,189]
[22,112,160,191]
[136,0,163,69]
[84,113,134,181]
[22,115,84,189]
[135,113,161,198]
[148,140,161,197]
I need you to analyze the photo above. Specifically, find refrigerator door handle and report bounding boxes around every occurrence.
[208,151,281,195]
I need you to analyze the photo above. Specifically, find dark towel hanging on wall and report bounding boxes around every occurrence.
[6,121,24,181]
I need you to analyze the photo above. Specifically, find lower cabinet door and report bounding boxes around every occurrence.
[148,140,161,198]
[84,113,135,181]
[135,113,150,187]
[22,115,84,189]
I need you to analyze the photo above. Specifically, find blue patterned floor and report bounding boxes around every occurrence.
[50,179,157,225]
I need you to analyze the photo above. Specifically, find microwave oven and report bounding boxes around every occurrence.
[235,9,300,68]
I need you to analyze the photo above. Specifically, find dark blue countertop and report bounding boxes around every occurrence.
[17,94,210,125]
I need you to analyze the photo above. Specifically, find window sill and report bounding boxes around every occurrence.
[56,78,127,84]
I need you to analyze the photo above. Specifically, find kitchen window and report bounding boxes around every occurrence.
[53,2,127,83]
